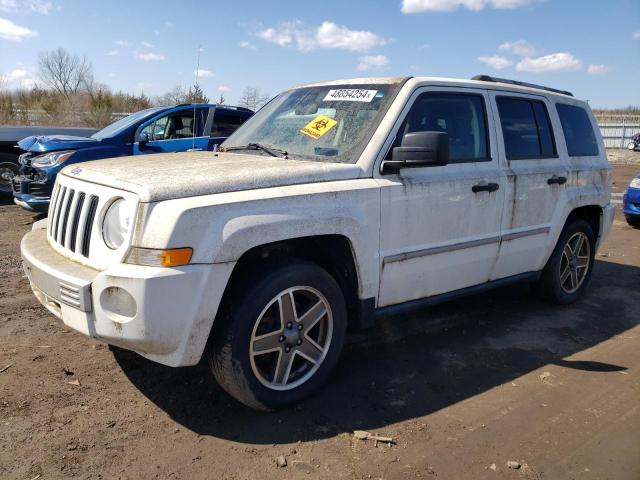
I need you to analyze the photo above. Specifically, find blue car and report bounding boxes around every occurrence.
[12,103,253,212]
[623,174,640,228]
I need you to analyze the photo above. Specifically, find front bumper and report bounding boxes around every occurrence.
[12,174,52,212]
[623,188,640,217]
[21,226,235,366]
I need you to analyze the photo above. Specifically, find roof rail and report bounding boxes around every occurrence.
[471,75,573,97]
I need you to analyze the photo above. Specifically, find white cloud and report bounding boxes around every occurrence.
[516,52,582,73]
[239,40,256,49]
[138,52,164,61]
[587,64,609,74]
[153,29,160,36]
[401,0,536,13]
[115,39,130,47]
[140,41,154,48]
[357,54,389,71]
[498,39,536,57]
[107,49,118,56]
[633,30,640,40]
[3,67,36,88]
[477,55,513,70]
[218,85,231,92]
[0,0,53,14]
[194,68,214,78]
[0,17,36,41]
[257,20,385,53]
[165,21,174,28]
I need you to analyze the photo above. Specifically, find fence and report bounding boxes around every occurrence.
[594,114,640,149]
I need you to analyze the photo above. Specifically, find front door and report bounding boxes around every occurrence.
[377,87,505,307]
[133,108,209,155]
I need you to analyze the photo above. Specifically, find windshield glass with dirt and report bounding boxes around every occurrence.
[220,83,402,163]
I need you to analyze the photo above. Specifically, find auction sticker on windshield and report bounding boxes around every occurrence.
[300,114,337,140]
[323,89,378,102]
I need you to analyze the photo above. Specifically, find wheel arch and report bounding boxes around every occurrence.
[215,234,372,333]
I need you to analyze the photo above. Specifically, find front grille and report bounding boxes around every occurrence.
[12,177,22,194]
[48,184,99,258]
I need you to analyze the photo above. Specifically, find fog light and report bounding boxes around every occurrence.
[100,287,137,322]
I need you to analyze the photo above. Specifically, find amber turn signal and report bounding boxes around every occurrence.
[125,247,193,267]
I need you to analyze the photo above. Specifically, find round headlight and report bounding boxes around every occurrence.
[102,198,132,250]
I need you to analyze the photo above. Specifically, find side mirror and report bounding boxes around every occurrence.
[138,131,150,147]
[382,131,449,174]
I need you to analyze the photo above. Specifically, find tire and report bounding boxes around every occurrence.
[535,219,595,305]
[208,260,347,411]
[626,215,640,229]
[0,156,19,197]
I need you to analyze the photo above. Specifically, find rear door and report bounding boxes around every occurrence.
[489,93,570,278]
[133,107,209,155]
[209,110,250,147]
[377,87,506,307]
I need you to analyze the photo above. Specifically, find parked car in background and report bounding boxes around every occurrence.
[0,126,96,198]
[20,75,614,410]
[623,174,640,227]
[12,104,253,212]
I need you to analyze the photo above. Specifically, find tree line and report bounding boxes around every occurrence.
[0,48,271,128]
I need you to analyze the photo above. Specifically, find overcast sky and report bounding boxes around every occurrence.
[1,0,639,108]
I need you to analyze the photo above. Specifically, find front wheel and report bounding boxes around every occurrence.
[0,160,19,197]
[626,215,640,229]
[535,219,595,305]
[208,261,347,410]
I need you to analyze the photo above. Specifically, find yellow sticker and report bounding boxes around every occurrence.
[300,114,337,140]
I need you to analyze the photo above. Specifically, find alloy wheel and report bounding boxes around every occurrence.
[559,231,590,294]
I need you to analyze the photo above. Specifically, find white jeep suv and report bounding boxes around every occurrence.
[21,75,615,410]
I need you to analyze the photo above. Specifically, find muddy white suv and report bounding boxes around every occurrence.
[21,75,614,410]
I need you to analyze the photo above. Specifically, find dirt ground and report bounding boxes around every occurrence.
[1,162,639,480]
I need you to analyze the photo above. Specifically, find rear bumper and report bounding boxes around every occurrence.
[21,226,235,366]
[599,203,616,248]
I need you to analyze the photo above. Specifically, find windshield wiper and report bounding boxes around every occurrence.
[221,142,288,158]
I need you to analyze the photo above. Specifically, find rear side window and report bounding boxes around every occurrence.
[497,97,556,160]
[389,93,489,162]
[211,112,246,137]
[556,103,599,156]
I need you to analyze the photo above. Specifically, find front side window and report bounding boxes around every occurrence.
[221,83,402,163]
[556,103,599,156]
[389,93,489,162]
[140,109,206,141]
[497,97,556,160]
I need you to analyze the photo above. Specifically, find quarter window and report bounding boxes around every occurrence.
[390,93,489,162]
[556,103,599,156]
[497,97,556,160]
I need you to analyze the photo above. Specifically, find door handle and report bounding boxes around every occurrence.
[547,175,567,185]
[472,182,499,193]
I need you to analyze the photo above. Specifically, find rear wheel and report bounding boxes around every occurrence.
[535,219,595,304]
[208,260,347,410]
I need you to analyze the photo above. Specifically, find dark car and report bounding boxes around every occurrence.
[13,104,253,212]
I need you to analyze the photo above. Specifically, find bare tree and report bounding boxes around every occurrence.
[217,93,226,105]
[156,85,187,106]
[238,86,270,111]
[38,48,93,98]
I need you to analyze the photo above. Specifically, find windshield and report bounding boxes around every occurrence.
[221,83,402,163]
[91,107,165,140]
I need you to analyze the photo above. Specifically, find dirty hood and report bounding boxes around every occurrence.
[60,151,363,202]
[18,134,99,153]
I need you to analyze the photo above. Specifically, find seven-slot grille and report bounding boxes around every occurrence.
[48,183,99,257]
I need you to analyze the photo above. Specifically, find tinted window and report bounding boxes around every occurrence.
[211,112,245,137]
[556,103,598,156]
[390,93,489,162]
[497,98,556,159]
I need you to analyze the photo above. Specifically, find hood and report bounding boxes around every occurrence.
[60,151,363,202]
[18,134,100,153]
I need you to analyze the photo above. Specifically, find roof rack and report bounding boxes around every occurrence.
[471,75,573,97]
